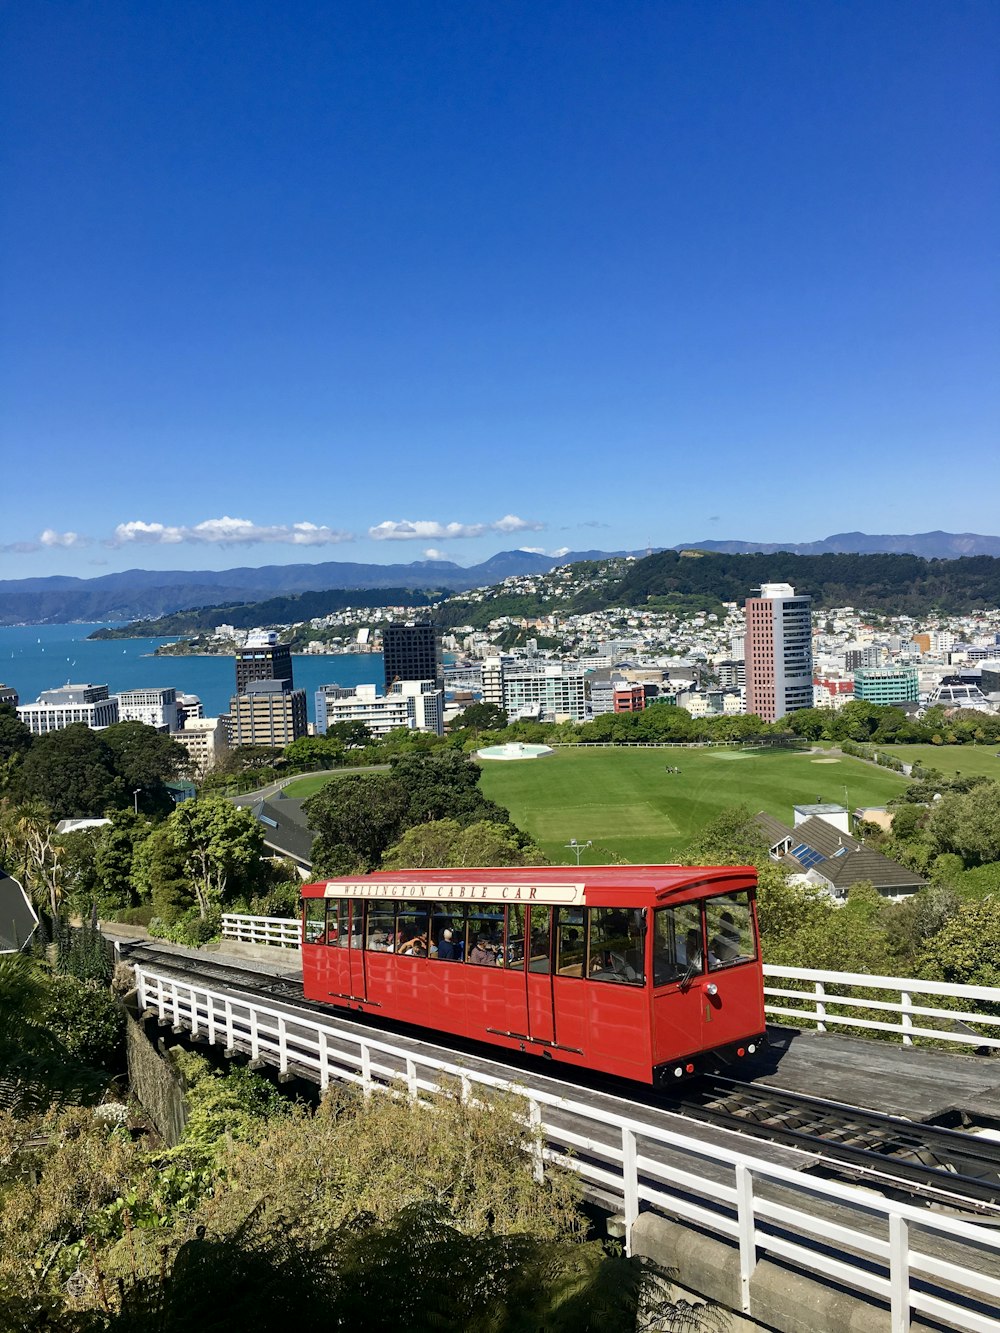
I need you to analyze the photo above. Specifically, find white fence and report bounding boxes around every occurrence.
[220,913,300,950]
[134,964,1000,1333]
[763,964,1000,1050]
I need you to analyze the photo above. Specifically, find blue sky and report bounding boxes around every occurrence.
[2,1,998,578]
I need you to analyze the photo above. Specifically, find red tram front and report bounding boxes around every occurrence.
[300,866,766,1085]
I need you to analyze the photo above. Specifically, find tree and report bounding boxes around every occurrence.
[132,822,193,922]
[390,750,516,829]
[14,723,123,817]
[94,810,151,914]
[931,782,1000,866]
[101,721,191,811]
[168,798,267,919]
[13,800,65,922]
[305,773,410,874]
[325,720,373,748]
[282,734,345,768]
[453,701,508,734]
[382,819,547,870]
[918,898,1000,988]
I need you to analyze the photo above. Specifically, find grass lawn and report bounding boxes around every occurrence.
[282,766,388,799]
[883,744,1000,781]
[477,747,909,865]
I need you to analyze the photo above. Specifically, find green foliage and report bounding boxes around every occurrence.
[14,723,124,817]
[100,721,192,812]
[167,797,267,919]
[927,783,1000,867]
[382,817,547,869]
[41,973,125,1074]
[306,772,410,874]
[131,823,193,923]
[149,905,223,947]
[918,899,1000,987]
[453,701,509,733]
[167,1050,291,1166]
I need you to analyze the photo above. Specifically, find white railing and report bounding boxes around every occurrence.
[221,913,300,950]
[135,963,1000,1333]
[764,964,1000,1050]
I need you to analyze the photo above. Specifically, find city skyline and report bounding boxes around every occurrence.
[3,2,997,579]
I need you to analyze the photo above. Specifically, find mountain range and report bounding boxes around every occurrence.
[1,532,998,624]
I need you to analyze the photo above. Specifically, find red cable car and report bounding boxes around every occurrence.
[300,865,766,1085]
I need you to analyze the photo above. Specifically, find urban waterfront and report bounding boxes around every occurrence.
[0,623,384,723]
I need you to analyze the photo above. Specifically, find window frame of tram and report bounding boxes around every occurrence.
[553,907,646,985]
[652,892,756,987]
[303,897,325,945]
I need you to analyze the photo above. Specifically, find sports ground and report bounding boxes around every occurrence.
[476,746,910,865]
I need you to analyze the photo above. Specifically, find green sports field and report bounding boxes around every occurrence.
[477,746,910,864]
[882,744,1000,781]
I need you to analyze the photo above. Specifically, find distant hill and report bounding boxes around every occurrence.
[674,531,1000,558]
[2,532,998,624]
[0,549,646,625]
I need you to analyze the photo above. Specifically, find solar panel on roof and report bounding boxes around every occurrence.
[790,843,826,869]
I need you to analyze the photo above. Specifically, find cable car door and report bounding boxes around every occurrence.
[348,901,367,1001]
[525,905,555,1045]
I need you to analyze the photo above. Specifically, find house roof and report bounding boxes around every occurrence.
[752,811,926,894]
[250,796,314,868]
[0,872,38,953]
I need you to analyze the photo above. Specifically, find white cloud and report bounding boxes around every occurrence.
[110,516,355,547]
[422,548,448,561]
[550,546,571,557]
[369,514,543,541]
[40,529,89,549]
[518,546,547,555]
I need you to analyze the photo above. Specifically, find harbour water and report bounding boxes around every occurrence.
[0,624,385,724]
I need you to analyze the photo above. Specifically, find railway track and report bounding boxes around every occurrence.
[124,941,1000,1219]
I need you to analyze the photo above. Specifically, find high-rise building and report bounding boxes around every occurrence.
[235,632,293,695]
[115,687,181,732]
[383,622,443,693]
[229,678,307,747]
[315,679,444,738]
[744,583,813,722]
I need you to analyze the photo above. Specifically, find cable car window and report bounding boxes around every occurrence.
[653,902,703,986]
[432,904,466,962]
[555,907,586,977]
[528,905,551,974]
[506,904,526,970]
[329,899,351,948]
[705,893,756,970]
[467,904,505,966]
[588,908,645,985]
[366,899,400,952]
[396,903,431,958]
[303,898,325,944]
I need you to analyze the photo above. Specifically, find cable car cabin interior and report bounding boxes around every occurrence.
[300,866,766,1085]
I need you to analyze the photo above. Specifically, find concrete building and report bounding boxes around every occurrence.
[0,684,18,709]
[613,683,646,713]
[174,716,231,776]
[315,679,444,738]
[744,583,814,723]
[503,665,587,722]
[853,666,919,706]
[235,632,294,695]
[114,687,182,732]
[176,693,203,723]
[18,684,119,735]
[844,646,883,671]
[230,678,307,747]
[383,622,444,693]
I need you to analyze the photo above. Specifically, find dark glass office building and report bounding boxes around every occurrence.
[235,641,294,695]
[383,622,443,692]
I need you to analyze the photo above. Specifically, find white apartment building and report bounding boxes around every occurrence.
[173,716,231,776]
[114,687,182,732]
[18,684,120,735]
[176,693,203,722]
[502,665,587,723]
[315,680,444,739]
